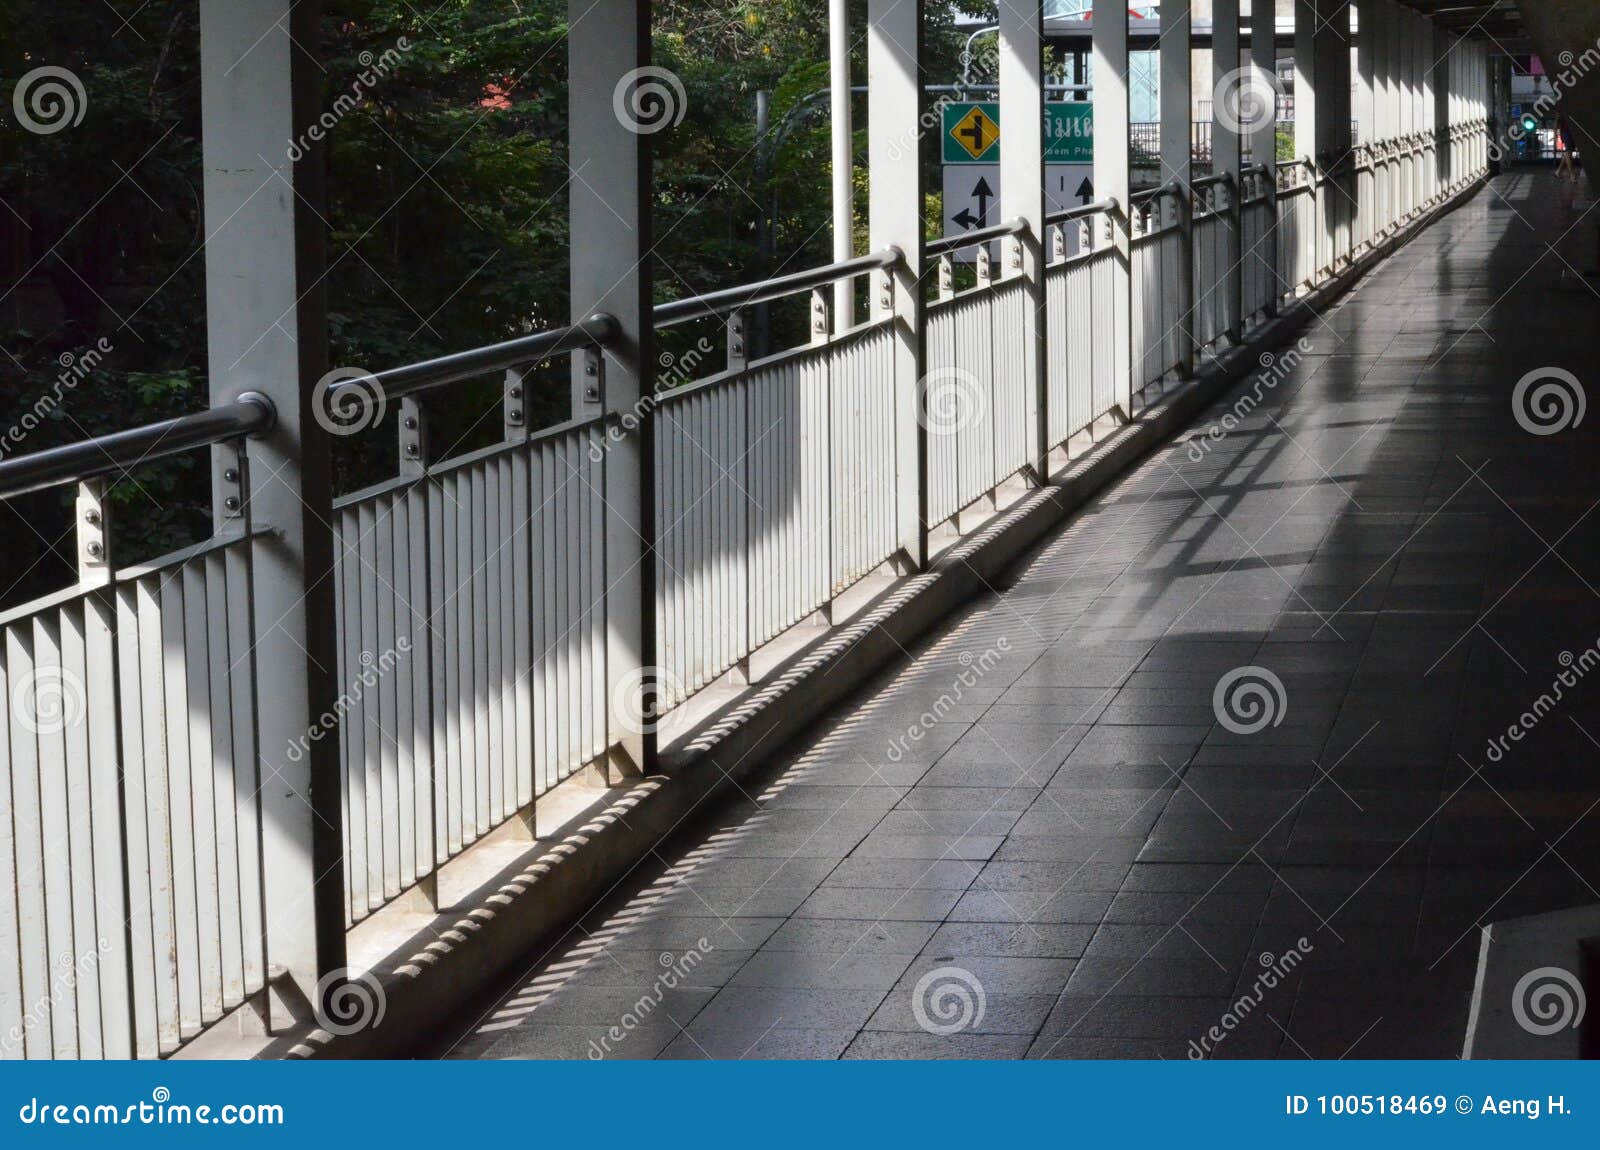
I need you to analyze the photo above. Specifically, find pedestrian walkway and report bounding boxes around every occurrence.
[444,170,1600,1060]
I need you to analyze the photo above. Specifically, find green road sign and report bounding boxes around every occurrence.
[1044,103,1093,164]
[941,101,1094,165]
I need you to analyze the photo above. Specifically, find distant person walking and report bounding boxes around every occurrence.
[1556,113,1577,180]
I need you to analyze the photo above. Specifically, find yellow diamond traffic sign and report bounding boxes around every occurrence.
[946,105,1000,162]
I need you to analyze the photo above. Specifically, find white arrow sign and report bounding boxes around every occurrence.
[941,164,1097,263]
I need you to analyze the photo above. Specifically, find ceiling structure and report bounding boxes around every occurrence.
[1026,1,1535,56]
[1401,1,1531,53]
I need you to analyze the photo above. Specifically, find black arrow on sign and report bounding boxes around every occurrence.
[1075,176,1094,205]
[972,176,994,225]
[952,208,982,229]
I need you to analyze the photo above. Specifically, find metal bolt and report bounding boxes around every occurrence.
[509,409,523,421]
[404,416,418,430]
[223,468,239,483]
[406,443,420,458]
[83,508,101,527]
[509,385,522,400]
[224,496,240,512]
[85,541,104,559]
[585,362,598,376]
[732,343,745,357]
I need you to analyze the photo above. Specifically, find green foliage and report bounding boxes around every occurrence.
[0,0,977,605]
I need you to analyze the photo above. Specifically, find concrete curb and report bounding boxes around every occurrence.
[274,177,1488,1060]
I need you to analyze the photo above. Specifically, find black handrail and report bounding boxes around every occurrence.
[654,249,900,329]
[353,313,619,402]
[0,393,276,500]
[1045,197,1120,226]
[924,218,1028,258]
[0,312,622,500]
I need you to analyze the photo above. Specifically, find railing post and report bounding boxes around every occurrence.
[1093,0,1132,417]
[1214,0,1244,342]
[399,399,430,475]
[503,369,529,444]
[570,0,657,776]
[75,481,110,588]
[867,0,927,570]
[1161,0,1194,376]
[199,0,342,1026]
[811,288,833,345]
[998,0,1049,481]
[1251,0,1279,317]
[726,310,749,374]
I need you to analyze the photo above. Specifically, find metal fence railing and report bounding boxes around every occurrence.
[0,61,1493,1059]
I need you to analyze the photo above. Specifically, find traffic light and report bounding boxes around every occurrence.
[1522,113,1539,134]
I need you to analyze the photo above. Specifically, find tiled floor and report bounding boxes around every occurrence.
[447,171,1600,1060]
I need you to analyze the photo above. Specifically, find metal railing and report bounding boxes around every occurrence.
[651,251,902,708]
[926,220,1033,527]
[0,316,620,1050]
[1044,197,1125,444]
[0,87,1495,1058]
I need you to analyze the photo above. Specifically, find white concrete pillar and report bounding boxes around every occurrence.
[1434,26,1452,197]
[1391,1,1406,220]
[998,1,1050,477]
[570,0,657,775]
[1249,0,1280,314]
[1314,0,1352,269]
[1355,0,1376,247]
[1161,0,1194,373]
[1215,0,1244,339]
[867,0,927,567]
[1093,0,1133,413]
[831,0,854,329]
[199,0,342,1026]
